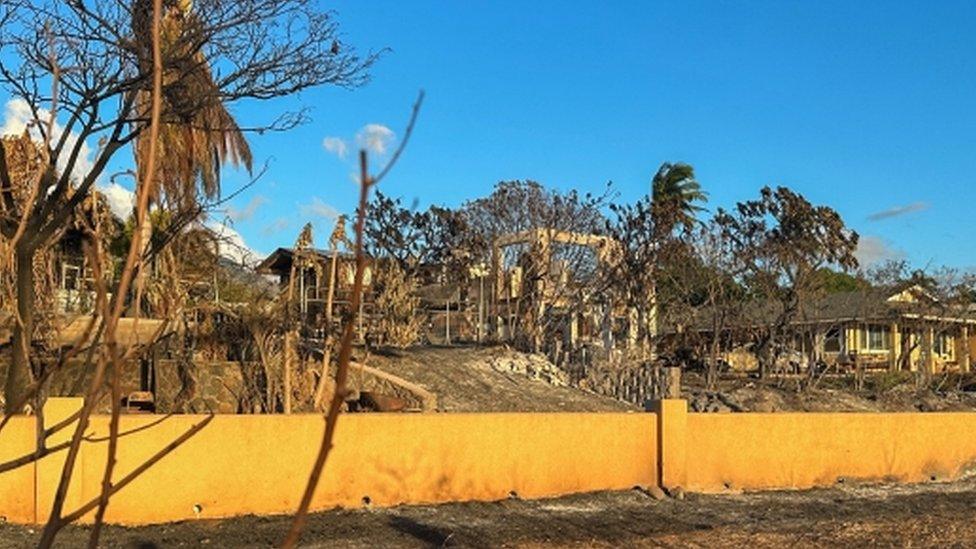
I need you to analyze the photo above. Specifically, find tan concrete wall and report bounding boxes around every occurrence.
[9,398,976,526]
[685,412,976,491]
[1,401,656,525]
[0,418,36,523]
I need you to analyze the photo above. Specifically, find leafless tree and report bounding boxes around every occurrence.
[867,260,976,383]
[714,186,859,376]
[603,162,706,360]
[364,192,476,346]
[0,0,379,409]
[281,90,424,549]
[462,180,614,352]
[662,221,747,388]
[0,1,378,546]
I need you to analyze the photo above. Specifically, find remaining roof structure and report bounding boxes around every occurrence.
[256,247,359,275]
[668,285,976,334]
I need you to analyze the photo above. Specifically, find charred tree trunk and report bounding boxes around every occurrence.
[171,356,198,413]
[172,323,198,413]
[6,245,36,411]
[707,332,721,390]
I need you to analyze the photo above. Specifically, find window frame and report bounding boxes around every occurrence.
[824,327,842,353]
[862,324,891,353]
[934,332,955,358]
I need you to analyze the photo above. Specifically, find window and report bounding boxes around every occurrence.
[862,324,891,352]
[61,263,81,291]
[934,332,954,358]
[824,327,841,353]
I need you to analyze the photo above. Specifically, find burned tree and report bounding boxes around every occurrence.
[0,0,378,409]
[604,162,706,360]
[714,186,859,377]
[462,180,613,353]
[865,260,976,380]
[364,192,474,346]
[652,220,748,387]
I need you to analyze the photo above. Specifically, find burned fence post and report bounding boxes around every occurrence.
[664,366,681,399]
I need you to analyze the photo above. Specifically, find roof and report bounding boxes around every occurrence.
[414,282,462,305]
[666,286,975,334]
[256,247,359,274]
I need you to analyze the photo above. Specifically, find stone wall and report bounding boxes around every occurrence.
[154,359,246,414]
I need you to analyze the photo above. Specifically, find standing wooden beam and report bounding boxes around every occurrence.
[566,311,579,349]
[813,327,825,363]
[960,325,971,373]
[601,303,614,359]
[923,326,935,374]
[445,298,451,345]
[627,307,638,350]
[889,322,900,372]
[663,366,681,399]
[907,328,919,372]
[491,241,502,340]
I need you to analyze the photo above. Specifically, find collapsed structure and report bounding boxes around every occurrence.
[11,193,976,414]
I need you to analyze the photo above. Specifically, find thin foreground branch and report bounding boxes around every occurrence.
[280,151,371,548]
[282,92,424,547]
[37,0,164,546]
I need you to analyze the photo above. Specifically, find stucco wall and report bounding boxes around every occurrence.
[684,411,976,491]
[3,403,657,525]
[0,418,35,524]
[8,398,976,526]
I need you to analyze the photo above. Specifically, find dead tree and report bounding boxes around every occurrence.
[282,91,424,549]
[462,181,613,353]
[0,0,379,410]
[714,186,859,377]
[0,1,377,546]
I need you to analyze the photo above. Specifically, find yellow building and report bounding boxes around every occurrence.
[683,285,976,374]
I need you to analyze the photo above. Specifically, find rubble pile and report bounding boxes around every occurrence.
[488,351,569,387]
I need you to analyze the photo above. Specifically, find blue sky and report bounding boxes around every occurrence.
[4,1,975,269]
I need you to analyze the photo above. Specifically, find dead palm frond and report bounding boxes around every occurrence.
[132,0,252,211]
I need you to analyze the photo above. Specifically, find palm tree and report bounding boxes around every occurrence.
[646,162,707,360]
[130,0,252,314]
[132,0,252,209]
[651,162,706,239]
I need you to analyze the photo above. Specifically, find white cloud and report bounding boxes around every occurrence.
[99,182,135,219]
[867,201,930,221]
[206,220,263,267]
[322,136,348,159]
[262,217,290,236]
[226,195,268,222]
[855,235,905,266]
[299,197,340,221]
[355,123,395,155]
[1,98,95,184]
[0,99,31,136]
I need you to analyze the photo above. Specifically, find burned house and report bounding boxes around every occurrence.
[257,247,377,336]
[488,228,636,363]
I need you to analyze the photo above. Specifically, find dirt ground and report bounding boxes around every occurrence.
[683,369,976,413]
[353,344,976,414]
[361,346,635,412]
[4,479,976,548]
